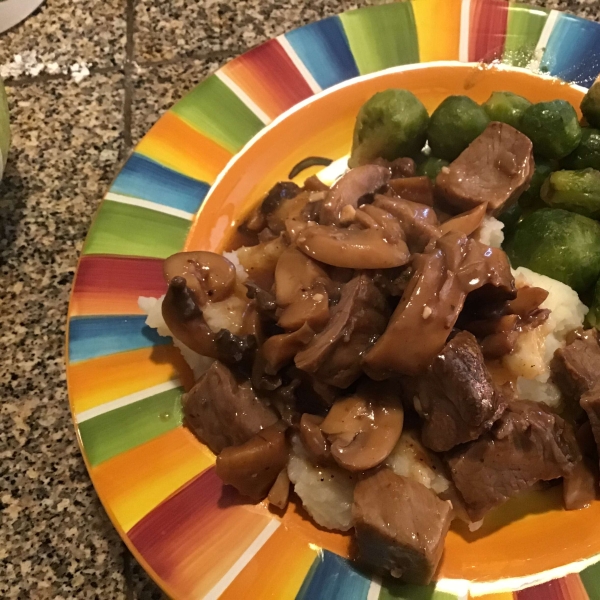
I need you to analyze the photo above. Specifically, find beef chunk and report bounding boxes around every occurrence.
[581,381,600,463]
[295,274,389,388]
[183,361,278,454]
[446,400,580,521]
[563,457,598,510]
[417,331,506,452]
[435,122,534,215]
[352,469,452,584]
[552,330,600,401]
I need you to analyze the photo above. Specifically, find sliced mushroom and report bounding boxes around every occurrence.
[215,422,289,500]
[374,195,440,252]
[507,286,549,317]
[320,164,390,225]
[299,414,329,462]
[296,224,410,269]
[164,251,237,305]
[295,274,389,388]
[161,276,220,357]
[439,203,487,237]
[268,468,291,509]
[363,249,465,377]
[237,235,288,291]
[274,246,329,307]
[320,381,404,472]
[388,176,435,206]
[277,287,330,332]
[262,323,316,374]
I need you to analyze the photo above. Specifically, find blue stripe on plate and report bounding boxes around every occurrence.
[110,153,210,214]
[285,16,360,90]
[541,13,600,87]
[296,550,371,600]
[69,315,170,363]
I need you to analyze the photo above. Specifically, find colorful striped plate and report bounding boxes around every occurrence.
[66,1,600,598]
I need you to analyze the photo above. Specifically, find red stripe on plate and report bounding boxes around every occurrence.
[469,0,509,62]
[128,466,274,598]
[70,256,166,316]
[516,574,589,600]
[220,38,315,121]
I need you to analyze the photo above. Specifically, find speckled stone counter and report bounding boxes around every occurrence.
[0,1,598,598]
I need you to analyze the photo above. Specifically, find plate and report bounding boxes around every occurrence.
[0,0,45,34]
[66,2,600,598]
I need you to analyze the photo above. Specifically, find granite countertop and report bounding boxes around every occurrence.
[0,0,598,598]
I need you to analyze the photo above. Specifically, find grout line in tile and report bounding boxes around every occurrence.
[123,0,136,152]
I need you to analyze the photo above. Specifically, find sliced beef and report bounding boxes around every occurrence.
[581,380,600,462]
[446,400,580,521]
[417,331,506,452]
[295,274,389,388]
[435,122,534,215]
[551,330,600,401]
[352,468,452,584]
[183,361,278,454]
[563,457,598,510]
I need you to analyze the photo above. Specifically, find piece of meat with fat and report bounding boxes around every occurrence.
[446,400,580,521]
[183,361,278,454]
[551,330,600,401]
[352,468,452,585]
[417,331,506,452]
[435,122,534,215]
[295,274,389,388]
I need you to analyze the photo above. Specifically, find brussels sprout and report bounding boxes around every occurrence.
[416,155,449,180]
[482,91,532,129]
[581,81,600,129]
[518,158,554,209]
[520,100,582,159]
[586,278,600,329]
[427,96,490,161]
[541,168,600,219]
[506,208,600,293]
[561,128,600,170]
[349,89,429,168]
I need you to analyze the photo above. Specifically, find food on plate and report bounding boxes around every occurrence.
[349,89,429,167]
[506,208,600,292]
[581,80,600,129]
[541,168,600,218]
[518,157,553,209]
[562,128,600,170]
[427,95,490,160]
[482,91,532,129]
[141,86,600,585]
[520,99,582,159]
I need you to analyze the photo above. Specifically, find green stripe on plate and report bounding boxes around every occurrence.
[171,74,264,154]
[339,3,419,75]
[504,3,549,67]
[78,387,184,466]
[83,201,190,258]
[380,581,457,600]
[580,560,600,599]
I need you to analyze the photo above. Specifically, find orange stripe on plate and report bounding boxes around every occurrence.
[91,427,214,532]
[219,524,317,600]
[137,112,233,183]
[71,293,145,316]
[412,0,461,62]
[471,593,514,600]
[68,345,193,414]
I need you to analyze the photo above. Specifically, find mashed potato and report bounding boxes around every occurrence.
[502,267,588,409]
[287,437,356,531]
